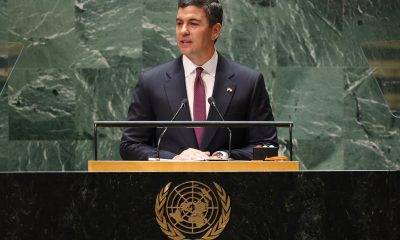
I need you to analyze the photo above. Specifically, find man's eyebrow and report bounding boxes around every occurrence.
[176,17,202,22]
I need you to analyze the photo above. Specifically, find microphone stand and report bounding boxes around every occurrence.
[208,97,232,158]
[156,99,188,159]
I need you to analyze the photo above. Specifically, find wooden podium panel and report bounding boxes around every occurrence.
[88,160,300,172]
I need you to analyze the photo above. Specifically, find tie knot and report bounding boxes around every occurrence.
[196,67,203,75]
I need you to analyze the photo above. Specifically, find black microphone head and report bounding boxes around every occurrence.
[208,97,215,104]
[181,98,188,106]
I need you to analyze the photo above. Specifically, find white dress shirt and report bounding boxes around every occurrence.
[182,51,218,120]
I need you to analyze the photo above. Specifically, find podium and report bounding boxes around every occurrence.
[2,170,399,239]
[88,160,300,172]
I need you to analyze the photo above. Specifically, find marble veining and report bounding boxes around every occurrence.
[0,0,400,170]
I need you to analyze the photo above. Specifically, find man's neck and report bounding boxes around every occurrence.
[185,48,215,66]
[182,50,218,77]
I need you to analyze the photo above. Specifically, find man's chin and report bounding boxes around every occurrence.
[179,48,192,56]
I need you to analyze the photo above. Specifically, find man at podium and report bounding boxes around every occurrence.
[120,0,277,160]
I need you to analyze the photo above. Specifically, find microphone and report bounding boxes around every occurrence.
[156,99,188,159]
[208,97,232,158]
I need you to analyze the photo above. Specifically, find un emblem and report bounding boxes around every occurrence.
[155,181,231,240]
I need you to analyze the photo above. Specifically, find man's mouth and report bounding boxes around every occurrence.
[180,40,192,44]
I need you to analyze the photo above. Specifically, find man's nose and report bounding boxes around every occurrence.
[181,24,189,35]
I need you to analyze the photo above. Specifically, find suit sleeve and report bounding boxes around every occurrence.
[229,73,278,160]
[119,74,177,160]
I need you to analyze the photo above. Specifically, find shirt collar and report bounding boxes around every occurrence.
[182,50,218,77]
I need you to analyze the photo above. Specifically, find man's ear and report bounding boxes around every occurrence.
[212,23,222,41]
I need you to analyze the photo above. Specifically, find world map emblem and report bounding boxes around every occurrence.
[155,181,231,240]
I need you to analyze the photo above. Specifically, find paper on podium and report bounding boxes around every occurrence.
[148,158,228,161]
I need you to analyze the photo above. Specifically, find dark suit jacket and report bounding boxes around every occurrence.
[120,53,277,160]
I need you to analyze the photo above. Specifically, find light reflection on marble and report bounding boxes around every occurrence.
[0,90,8,169]
[273,67,343,139]
[143,0,179,68]
[344,1,400,67]
[218,0,275,69]
[274,0,344,67]
[8,0,77,68]
[344,67,400,169]
[7,140,76,171]
[74,0,142,68]
[362,41,400,117]
[0,0,7,42]
[74,66,140,160]
[0,43,23,170]
[0,43,24,95]
[344,138,400,170]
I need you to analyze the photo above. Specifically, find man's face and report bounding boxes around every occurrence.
[176,6,221,63]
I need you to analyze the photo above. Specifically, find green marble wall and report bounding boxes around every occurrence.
[0,0,399,171]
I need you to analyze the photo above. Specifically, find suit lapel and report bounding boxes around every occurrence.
[163,56,197,147]
[201,55,236,150]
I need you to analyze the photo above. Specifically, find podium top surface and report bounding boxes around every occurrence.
[88,160,300,172]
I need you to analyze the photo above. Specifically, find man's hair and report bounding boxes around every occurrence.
[178,0,223,27]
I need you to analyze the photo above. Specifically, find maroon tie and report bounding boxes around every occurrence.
[193,67,206,146]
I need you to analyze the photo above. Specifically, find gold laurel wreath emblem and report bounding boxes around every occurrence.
[155,182,231,240]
